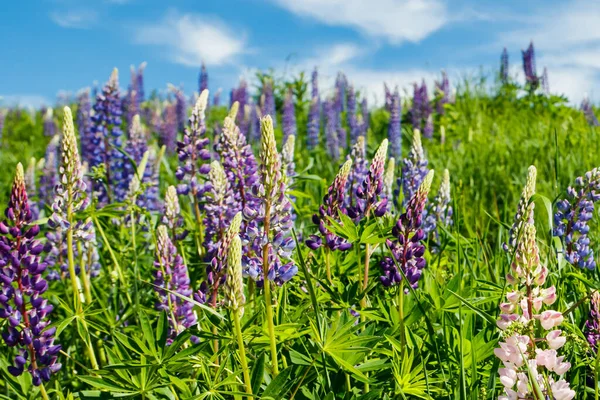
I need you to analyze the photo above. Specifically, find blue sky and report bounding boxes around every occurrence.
[1,0,599,107]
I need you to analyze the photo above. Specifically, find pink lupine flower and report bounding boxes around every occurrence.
[539,310,564,330]
[546,330,566,350]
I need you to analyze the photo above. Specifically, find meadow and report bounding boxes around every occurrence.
[0,43,599,399]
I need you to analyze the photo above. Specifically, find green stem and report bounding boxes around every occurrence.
[66,211,80,311]
[130,211,140,315]
[262,199,279,376]
[233,308,253,396]
[398,283,406,357]
[325,250,332,284]
[38,383,49,400]
[77,242,92,306]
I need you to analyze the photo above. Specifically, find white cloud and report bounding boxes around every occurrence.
[49,9,98,29]
[134,11,246,67]
[0,95,51,109]
[270,0,448,44]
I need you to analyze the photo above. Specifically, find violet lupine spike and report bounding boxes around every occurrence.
[305,160,353,252]
[435,71,450,115]
[359,98,369,137]
[423,169,453,244]
[335,72,347,112]
[345,136,368,209]
[522,41,539,90]
[307,96,320,149]
[176,90,211,198]
[154,225,197,342]
[324,100,340,160]
[42,108,56,137]
[199,62,208,95]
[581,97,599,127]
[124,116,156,209]
[348,139,389,220]
[213,88,221,107]
[0,163,61,385]
[585,291,600,351]
[420,81,433,138]
[136,62,146,106]
[244,116,296,285]
[388,91,402,159]
[411,83,422,130]
[90,68,124,205]
[174,87,187,133]
[347,85,359,143]
[383,157,395,204]
[553,168,600,270]
[230,80,248,131]
[76,89,94,167]
[162,186,188,242]
[39,136,60,211]
[380,170,434,289]
[124,66,140,127]
[384,83,393,112]
[161,102,178,155]
[203,161,234,262]
[261,79,276,128]
[500,47,509,84]
[311,67,319,99]
[400,129,429,206]
[503,165,536,254]
[282,88,296,143]
[224,234,245,316]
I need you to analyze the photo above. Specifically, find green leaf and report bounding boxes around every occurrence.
[261,367,294,400]
[251,352,265,395]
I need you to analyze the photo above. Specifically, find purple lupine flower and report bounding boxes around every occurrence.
[503,166,537,254]
[335,72,347,112]
[400,130,429,205]
[282,88,296,143]
[173,87,187,133]
[306,159,353,252]
[25,159,39,221]
[359,98,369,137]
[307,96,320,149]
[500,47,509,84]
[522,41,539,90]
[541,67,549,94]
[345,136,368,210]
[203,161,234,260]
[176,90,211,199]
[411,81,433,138]
[162,186,188,243]
[384,83,393,112]
[161,102,178,155]
[90,69,124,205]
[144,148,161,211]
[380,170,434,289]
[553,168,600,270]
[124,66,140,127]
[136,62,146,105]
[334,85,347,150]
[261,79,276,128]
[244,116,296,285]
[42,109,56,137]
[411,83,422,131]
[0,163,61,385]
[324,100,339,160]
[230,80,248,131]
[311,67,319,99]
[154,225,197,342]
[199,62,208,95]
[123,115,156,209]
[213,88,221,107]
[76,89,94,167]
[581,97,599,127]
[39,136,59,211]
[435,71,450,115]
[348,139,389,220]
[347,85,358,143]
[585,291,600,351]
[423,169,453,245]
[388,90,402,159]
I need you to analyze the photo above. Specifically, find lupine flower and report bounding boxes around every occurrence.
[76,89,94,167]
[411,81,433,138]
[380,170,434,289]
[324,100,339,160]
[244,116,296,285]
[400,129,429,205]
[306,160,353,252]
[124,120,156,210]
[176,90,211,199]
[348,139,389,220]
[225,234,245,316]
[154,225,196,342]
[162,186,188,242]
[0,163,61,385]
[388,90,402,159]
[281,134,295,185]
[90,69,125,205]
[522,41,539,90]
[173,87,187,133]
[581,96,599,126]
[500,47,509,84]
[161,101,178,155]
[585,291,600,351]
[495,220,574,400]
[261,79,276,127]
[423,169,453,245]
[553,168,600,270]
[230,80,248,131]
[25,158,39,221]
[359,98,369,137]
[39,136,59,211]
[435,71,450,115]
[346,136,368,209]
[282,88,296,143]
[199,62,208,95]
[311,67,319,99]
[307,96,320,149]
[42,108,56,137]
[383,157,395,202]
[334,85,347,150]
[504,166,536,254]
[203,161,234,260]
[136,62,146,106]
[384,83,393,112]
[347,85,359,143]
[213,88,221,107]
[335,72,347,112]
[124,66,140,127]
[144,147,162,212]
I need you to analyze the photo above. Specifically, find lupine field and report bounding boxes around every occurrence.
[1,41,600,399]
